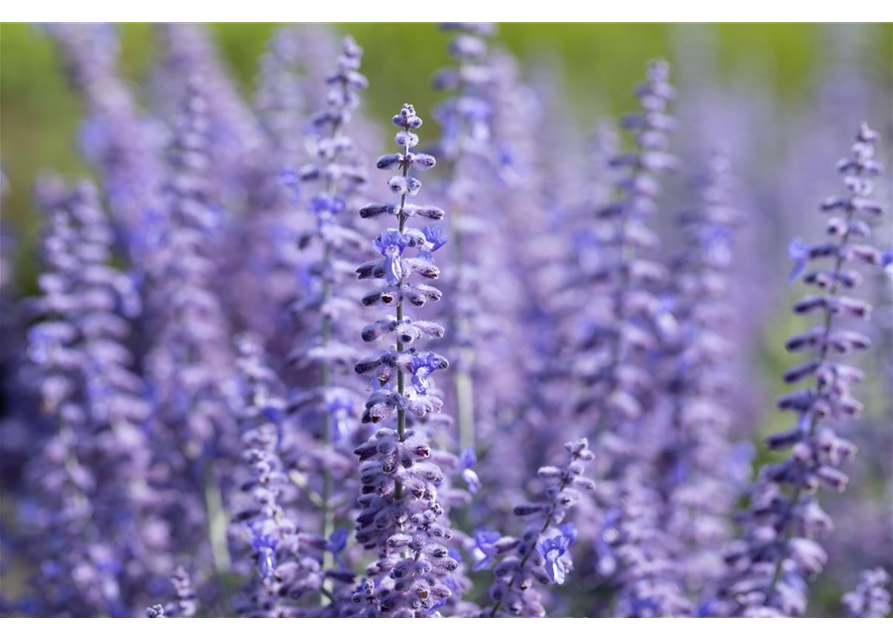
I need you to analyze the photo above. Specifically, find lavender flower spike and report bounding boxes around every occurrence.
[22,178,164,616]
[842,568,891,618]
[431,22,497,451]
[286,34,370,569]
[575,60,691,618]
[719,123,886,617]
[351,104,456,617]
[232,335,302,617]
[487,439,596,617]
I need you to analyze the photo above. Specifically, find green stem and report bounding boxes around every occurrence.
[455,364,475,450]
[318,80,349,594]
[394,126,411,499]
[441,64,478,450]
[203,460,232,575]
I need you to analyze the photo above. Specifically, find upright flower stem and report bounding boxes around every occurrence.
[319,113,345,551]
[720,123,884,618]
[445,174,476,450]
[597,158,639,434]
[432,23,498,450]
[394,126,411,501]
[203,459,232,575]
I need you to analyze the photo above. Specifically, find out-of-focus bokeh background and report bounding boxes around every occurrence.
[2,23,891,284]
[0,23,891,616]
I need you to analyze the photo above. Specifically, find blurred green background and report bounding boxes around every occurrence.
[1,22,891,289]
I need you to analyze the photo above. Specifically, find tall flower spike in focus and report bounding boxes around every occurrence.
[351,103,457,617]
[718,123,886,618]
[485,439,596,617]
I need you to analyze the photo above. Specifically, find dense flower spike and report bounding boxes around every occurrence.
[255,27,306,172]
[575,60,680,426]
[145,567,197,618]
[487,439,595,617]
[658,149,752,595]
[232,335,305,616]
[155,24,266,189]
[45,25,165,262]
[718,123,886,618]
[573,60,692,618]
[352,103,458,617]
[20,179,167,616]
[143,77,238,574]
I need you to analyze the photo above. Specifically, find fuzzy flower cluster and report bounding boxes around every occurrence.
[578,61,692,619]
[45,24,165,260]
[145,78,237,458]
[432,23,498,164]
[146,566,197,618]
[576,59,679,423]
[719,123,886,617]
[280,37,373,571]
[285,35,369,436]
[842,568,891,618]
[659,149,751,594]
[350,104,458,617]
[232,335,305,616]
[140,77,240,580]
[22,179,156,617]
[429,22,511,452]
[485,439,596,617]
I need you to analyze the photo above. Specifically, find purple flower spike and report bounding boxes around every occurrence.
[843,568,891,618]
[351,103,458,617]
[719,123,886,618]
[488,439,595,617]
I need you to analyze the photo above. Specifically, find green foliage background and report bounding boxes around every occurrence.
[1,22,891,287]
